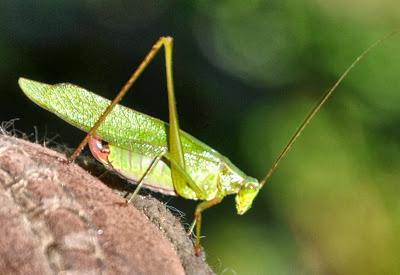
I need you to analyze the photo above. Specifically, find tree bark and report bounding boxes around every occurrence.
[0,135,213,275]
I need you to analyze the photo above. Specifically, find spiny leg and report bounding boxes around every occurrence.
[193,198,222,256]
[161,38,196,197]
[68,36,175,162]
[127,152,166,203]
[147,37,204,199]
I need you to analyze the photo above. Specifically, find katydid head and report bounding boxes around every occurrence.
[235,177,261,215]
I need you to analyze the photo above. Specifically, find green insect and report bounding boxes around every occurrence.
[18,34,395,256]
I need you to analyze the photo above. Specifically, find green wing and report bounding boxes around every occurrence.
[19,78,221,164]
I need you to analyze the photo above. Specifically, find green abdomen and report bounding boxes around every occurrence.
[90,137,221,200]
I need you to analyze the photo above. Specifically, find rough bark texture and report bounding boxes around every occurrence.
[0,135,214,275]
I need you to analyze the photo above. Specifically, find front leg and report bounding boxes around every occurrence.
[194,198,223,256]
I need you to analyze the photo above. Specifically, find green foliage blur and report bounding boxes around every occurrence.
[1,1,399,273]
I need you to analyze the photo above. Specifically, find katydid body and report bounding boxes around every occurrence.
[89,136,254,200]
[19,78,257,203]
[19,33,396,256]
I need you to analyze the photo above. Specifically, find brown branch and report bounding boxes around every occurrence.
[0,135,213,275]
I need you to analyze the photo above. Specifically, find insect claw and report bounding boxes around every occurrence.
[114,200,129,207]
[194,245,202,257]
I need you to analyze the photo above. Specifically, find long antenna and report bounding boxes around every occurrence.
[260,30,399,187]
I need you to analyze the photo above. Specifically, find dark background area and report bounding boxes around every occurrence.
[1,1,399,273]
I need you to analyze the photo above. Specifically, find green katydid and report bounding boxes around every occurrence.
[18,33,396,256]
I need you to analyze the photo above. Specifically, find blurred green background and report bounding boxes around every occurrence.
[1,1,399,274]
